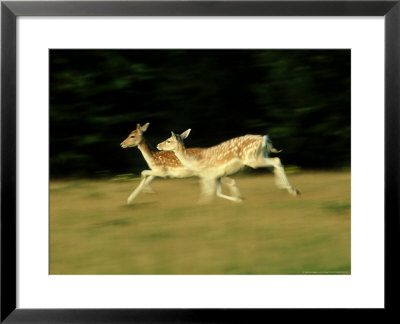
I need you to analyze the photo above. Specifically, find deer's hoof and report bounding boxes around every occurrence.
[234,197,244,203]
[290,188,300,196]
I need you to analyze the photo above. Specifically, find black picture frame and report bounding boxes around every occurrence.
[1,0,399,322]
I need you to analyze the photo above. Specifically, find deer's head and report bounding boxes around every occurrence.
[120,123,150,148]
[157,129,191,152]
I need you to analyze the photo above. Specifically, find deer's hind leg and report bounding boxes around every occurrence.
[247,157,299,196]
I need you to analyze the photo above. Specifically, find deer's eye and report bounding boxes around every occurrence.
[130,136,135,138]
[167,140,171,143]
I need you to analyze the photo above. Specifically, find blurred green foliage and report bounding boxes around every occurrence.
[50,50,350,177]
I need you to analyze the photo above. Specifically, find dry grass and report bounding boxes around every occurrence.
[50,171,350,275]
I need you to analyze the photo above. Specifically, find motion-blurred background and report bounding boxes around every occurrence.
[50,49,350,178]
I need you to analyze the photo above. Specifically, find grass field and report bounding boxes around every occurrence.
[50,171,350,275]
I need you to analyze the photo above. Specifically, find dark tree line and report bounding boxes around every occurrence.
[50,49,350,178]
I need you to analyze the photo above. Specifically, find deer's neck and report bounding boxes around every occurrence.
[174,144,199,170]
[137,139,156,167]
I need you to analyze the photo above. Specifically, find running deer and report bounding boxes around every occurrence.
[120,123,242,204]
[157,129,299,203]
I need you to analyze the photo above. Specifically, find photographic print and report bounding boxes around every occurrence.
[49,49,350,275]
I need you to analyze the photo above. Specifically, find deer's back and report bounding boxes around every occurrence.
[197,135,263,166]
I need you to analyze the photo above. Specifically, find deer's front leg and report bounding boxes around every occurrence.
[142,175,156,194]
[127,171,157,204]
[197,178,217,204]
[221,177,243,201]
[216,177,243,202]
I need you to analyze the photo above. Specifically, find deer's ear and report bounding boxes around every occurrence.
[136,123,141,130]
[171,131,176,137]
[180,129,191,139]
[141,122,150,132]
